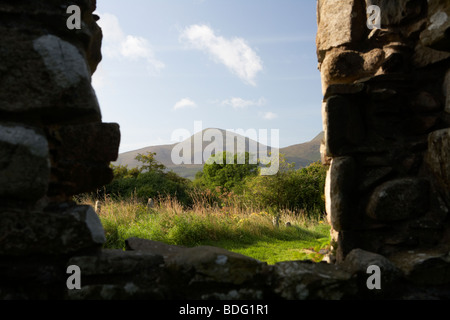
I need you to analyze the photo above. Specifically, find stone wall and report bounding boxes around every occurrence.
[1,0,450,300]
[0,0,120,298]
[317,0,450,263]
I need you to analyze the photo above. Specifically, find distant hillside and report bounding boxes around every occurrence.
[114,129,323,179]
[280,132,324,169]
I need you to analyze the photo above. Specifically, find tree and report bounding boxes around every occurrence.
[103,152,193,206]
[197,151,259,194]
[110,164,140,180]
[135,152,166,173]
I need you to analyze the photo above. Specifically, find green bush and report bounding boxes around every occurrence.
[104,170,192,205]
[99,152,193,206]
[244,160,327,218]
[195,151,258,194]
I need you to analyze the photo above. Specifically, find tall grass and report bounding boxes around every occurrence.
[76,191,331,264]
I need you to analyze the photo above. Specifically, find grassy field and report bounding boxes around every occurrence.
[78,195,331,264]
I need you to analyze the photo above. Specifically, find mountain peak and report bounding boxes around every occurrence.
[114,130,323,179]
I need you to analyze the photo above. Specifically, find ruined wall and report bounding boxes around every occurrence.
[317,0,450,262]
[2,0,450,301]
[0,0,120,298]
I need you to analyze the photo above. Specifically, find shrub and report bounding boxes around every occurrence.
[195,151,258,194]
[96,152,193,206]
[244,160,327,219]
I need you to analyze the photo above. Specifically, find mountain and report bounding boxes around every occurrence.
[280,131,324,169]
[114,129,323,179]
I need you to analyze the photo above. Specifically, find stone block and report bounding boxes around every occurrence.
[419,0,450,52]
[366,178,430,221]
[48,122,121,163]
[342,248,403,295]
[320,48,384,94]
[389,250,450,286]
[0,31,101,121]
[165,246,265,286]
[125,238,185,259]
[445,69,450,114]
[324,95,365,156]
[46,122,121,197]
[325,157,357,231]
[412,43,450,68]
[274,260,356,300]
[324,83,365,100]
[316,0,366,62]
[410,91,442,113]
[68,250,164,276]
[0,205,105,255]
[366,0,426,27]
[66,250,165,300]
[358,166,393,193]
[0,125,50,202]
[425,128,450,203]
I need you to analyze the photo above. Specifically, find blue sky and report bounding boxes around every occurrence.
[93,0,323,153]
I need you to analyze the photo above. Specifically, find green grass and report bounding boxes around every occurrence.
[80,195,331,264]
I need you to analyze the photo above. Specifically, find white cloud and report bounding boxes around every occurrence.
[97,13,165,73]
[180,24,263,86]
[173,98,197,110]
[263,112,278,120]
[221,97,266,109]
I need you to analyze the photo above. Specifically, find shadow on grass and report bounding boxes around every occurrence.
[190,224,330,250]
[197,226,331,264]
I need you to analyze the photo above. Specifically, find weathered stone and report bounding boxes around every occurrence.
[49,122,121,163]
[425,129,450,203]
[0,30,101,121]
[125,238,185,259]
[324,95,365,157]
[389,250,450,286]
[46,122,120,198]
[68,250,164,276]
[342,248,403,293]
[317,0,450,271]
[410,91,442,112]
[412,43,450,68]
[366,178,430,221]
[325,157,357,231]
[0,205,104,255]
[324,82,365,100]
[0,0,103,75]
[83,0,104,74]
[320,140,332,165]
[33,35,91,89]
[273,261,357,300]
[66,205,106,245]
[65,249,167,300]
[165,246,265,286]
[316,0,366,62]
[0,125,50,202]
[320,48,384,93]
[420,0,450,51]
[445,69,450,113]
[358,166,393,193]
[366,0,426,27]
